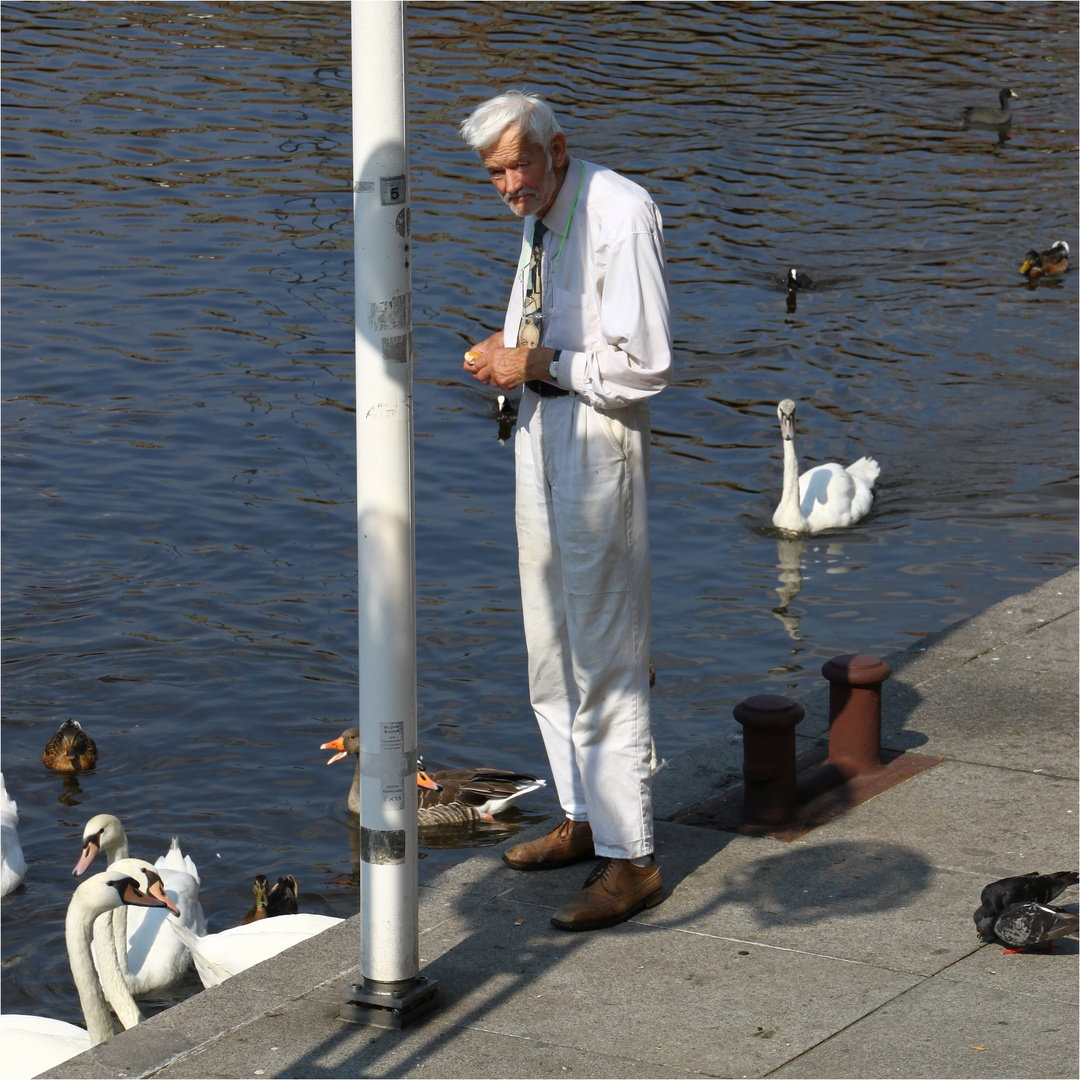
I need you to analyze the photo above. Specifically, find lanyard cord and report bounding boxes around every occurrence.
[519,160,585,285]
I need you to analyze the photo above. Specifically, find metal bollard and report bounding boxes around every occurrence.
[734,695,805,825]
[821,654,891,774]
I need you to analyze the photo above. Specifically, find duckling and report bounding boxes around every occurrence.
[1019,240,1069,279]
[266,875,299,917]
[962,87,1016,126]
[240,874,270,925]
[42,720,98,772]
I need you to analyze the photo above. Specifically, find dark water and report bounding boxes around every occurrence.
[2,0,1076,1027]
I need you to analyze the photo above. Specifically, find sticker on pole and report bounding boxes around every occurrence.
[381,722,405,807]
[381,175,406,205]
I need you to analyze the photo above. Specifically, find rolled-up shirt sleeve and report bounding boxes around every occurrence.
[556,209,673,410]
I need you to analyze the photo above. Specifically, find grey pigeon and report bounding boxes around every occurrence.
[990,902,1079,952]
[974,871,1078,940]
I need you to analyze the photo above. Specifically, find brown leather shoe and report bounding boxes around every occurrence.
[550,857,663,931]
[502,819,594,871]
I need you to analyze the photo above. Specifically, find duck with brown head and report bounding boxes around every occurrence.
[42,719,98,772]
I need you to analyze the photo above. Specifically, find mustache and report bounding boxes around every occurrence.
[502,185,541,207]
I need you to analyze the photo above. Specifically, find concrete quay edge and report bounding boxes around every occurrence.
[38,566,1079,1079]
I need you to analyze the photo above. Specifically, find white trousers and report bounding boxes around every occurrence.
[514,388,654,860]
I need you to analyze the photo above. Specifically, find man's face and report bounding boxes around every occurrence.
[480,126,561,219]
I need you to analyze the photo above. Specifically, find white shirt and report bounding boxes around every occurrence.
[501,156,674,410]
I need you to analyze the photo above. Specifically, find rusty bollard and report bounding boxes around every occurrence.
[821,654,891,774]
[734,695,804,825]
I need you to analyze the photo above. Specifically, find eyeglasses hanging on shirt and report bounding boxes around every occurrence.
[517,219,547,349]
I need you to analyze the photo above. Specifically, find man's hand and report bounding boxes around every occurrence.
[464,334,554,391]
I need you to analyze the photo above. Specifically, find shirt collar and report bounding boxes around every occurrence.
[536,155,579,238]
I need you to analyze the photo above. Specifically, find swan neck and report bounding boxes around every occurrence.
[67,897,117,1045]
[96,908,142,1028]
[104,829,129,864]
[777,438,805,524]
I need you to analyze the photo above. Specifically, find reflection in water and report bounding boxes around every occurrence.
[773,537,806,640]
[58,775,84,807]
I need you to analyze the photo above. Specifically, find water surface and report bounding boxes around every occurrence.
[2,0,1076,1025]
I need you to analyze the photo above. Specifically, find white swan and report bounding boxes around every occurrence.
[772,399,880,536]
[2,772,27,896]
[0,865,177,1080]
[73,813,206,996]
[168,910,342,989]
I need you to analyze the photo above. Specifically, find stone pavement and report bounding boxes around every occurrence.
[42,568,1079,1079]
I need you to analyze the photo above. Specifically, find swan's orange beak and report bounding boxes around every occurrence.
[117,876,180,915]
[72,835,102,877]
[143,870,181,915]
[417,769,442,792]
[321,737,348,765]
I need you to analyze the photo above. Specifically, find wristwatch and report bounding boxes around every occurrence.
[548,350,562,382]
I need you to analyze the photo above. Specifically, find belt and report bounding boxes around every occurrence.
[524,380,570,398]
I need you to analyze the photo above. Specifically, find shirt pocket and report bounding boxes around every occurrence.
[551,284,599,353]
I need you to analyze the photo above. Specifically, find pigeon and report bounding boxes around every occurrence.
[973,871,1078,939]
[989,902,1079,953]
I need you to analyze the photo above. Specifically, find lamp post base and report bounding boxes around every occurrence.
[339,975,439,1030]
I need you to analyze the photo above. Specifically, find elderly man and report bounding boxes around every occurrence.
[460,91,673,931]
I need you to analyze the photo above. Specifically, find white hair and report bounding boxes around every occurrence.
[459,90,563,154]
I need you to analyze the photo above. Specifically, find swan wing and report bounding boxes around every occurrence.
[166,918,235,988]
[155,837,200,884]
[168,913,342,989]
[0,1015,91,1079]
[845,455,880,489]
[798,463,855,532]
[1,773,26,896]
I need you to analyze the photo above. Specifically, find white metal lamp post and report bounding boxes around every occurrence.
[340,0,437,1029]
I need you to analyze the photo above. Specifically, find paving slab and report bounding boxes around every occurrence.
[880,620,1080,774]
[155,993,706,1079]
[405,899,922,1080]
[770,973,1079,1080]
[942,929,1079,1006]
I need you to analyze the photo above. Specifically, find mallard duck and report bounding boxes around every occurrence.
[240,874,269,925]
[320,727,546,824]
[1,773,27,896]
[1019,240,1069,279]
[771,399,880,536]
[0,864,177,1080]
[72,813,206,996]
[266,875,299,916]
[974,870,1078,939]
[42,719,98,772]
[962,87,1016,126]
